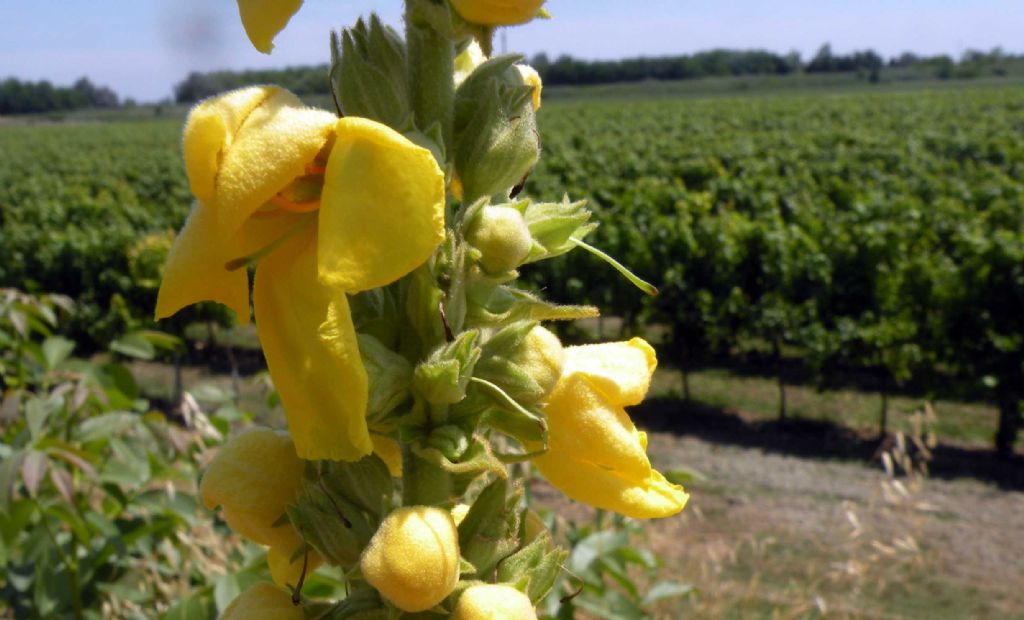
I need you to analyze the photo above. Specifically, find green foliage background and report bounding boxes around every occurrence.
[1,82,1021,448]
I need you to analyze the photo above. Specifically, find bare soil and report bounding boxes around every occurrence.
[532,411,1024,619]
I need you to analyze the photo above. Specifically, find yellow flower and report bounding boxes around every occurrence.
[452,584,537,620]
[361,506,460,612]
[221,582,304,620]
[155,86,445,461]
[200,428,323,587]
[530,338,689,519]
[450,0,546,26]
[236,0,304,54]
[516,64,542,111]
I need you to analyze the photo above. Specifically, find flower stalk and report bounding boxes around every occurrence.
[156,0,688,616]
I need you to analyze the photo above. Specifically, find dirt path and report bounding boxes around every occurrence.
[533,429,1024,618]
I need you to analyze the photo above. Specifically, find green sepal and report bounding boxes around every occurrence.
[426,424,471,461]
[522,196,597,262]
[496,536,567,604]
[317,455,393,519]
[349,287,401,349]
[465,280,598,326]
[475,320,549,404]
[358,334,413,424]
[412,436,506,499]
[317,587,386,619]
[457,477,522,577]
[400,265,446,359]
[331,15,411,128]
[288,485,365,566]
[412,330,481,405]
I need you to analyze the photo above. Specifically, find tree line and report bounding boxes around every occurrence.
[3,46,1019,113]
[170,46,1022,102]
[0,77,119,115]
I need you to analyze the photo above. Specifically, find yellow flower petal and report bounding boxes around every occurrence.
[562,337,656,406]
[216,90,336,236]
[253,223,372,461]
[534,453,689,520]
[371,434,403,477]
[183,86,275,204]
[267,545,322,589]
[155,202,300,324]
[318,117,445,293]
[538,374,652,481]
[361,506,460,612]
[236,0,304,54]
[450,0,545,26]
[199,427,305,550]
[221,582,304,620]
[531,339,688,519]
[452,584,538,620]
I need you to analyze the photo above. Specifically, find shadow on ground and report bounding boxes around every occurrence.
[633,397,1024,492]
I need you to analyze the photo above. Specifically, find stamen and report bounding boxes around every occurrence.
[271,194,321,213]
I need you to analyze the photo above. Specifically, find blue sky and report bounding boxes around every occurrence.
[1,0,1021,102]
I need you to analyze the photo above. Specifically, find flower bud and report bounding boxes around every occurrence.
[515,64,542,111]
[361,506,461,612]
[452,584,537,620]
[200,428,304,552]
[455,41,488,87]
[413,330,481,404]
[221,582,304,620]
[467,206,533,274]
[454,57,540,202]
[450,0,545,26]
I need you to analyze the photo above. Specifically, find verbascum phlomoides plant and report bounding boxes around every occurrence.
[156,0,688,615]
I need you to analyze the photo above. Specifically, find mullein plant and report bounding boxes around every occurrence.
[156,0,688,617]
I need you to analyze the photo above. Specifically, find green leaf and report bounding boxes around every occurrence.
[0,451,25,512]
[567,530,629,575]
[97,362,140,409]
[41,337,75,370]
[110,332,156,360]
[213,572,242,613]
[163,593,213,620]
[642,581,694,605]
[77,412,139,443]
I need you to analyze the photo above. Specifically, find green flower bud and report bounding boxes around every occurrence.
[361,506,461,612]
[454,56,540,202]
[467,205,533,274]
[413,330,482,405]
[427,424,471,461]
